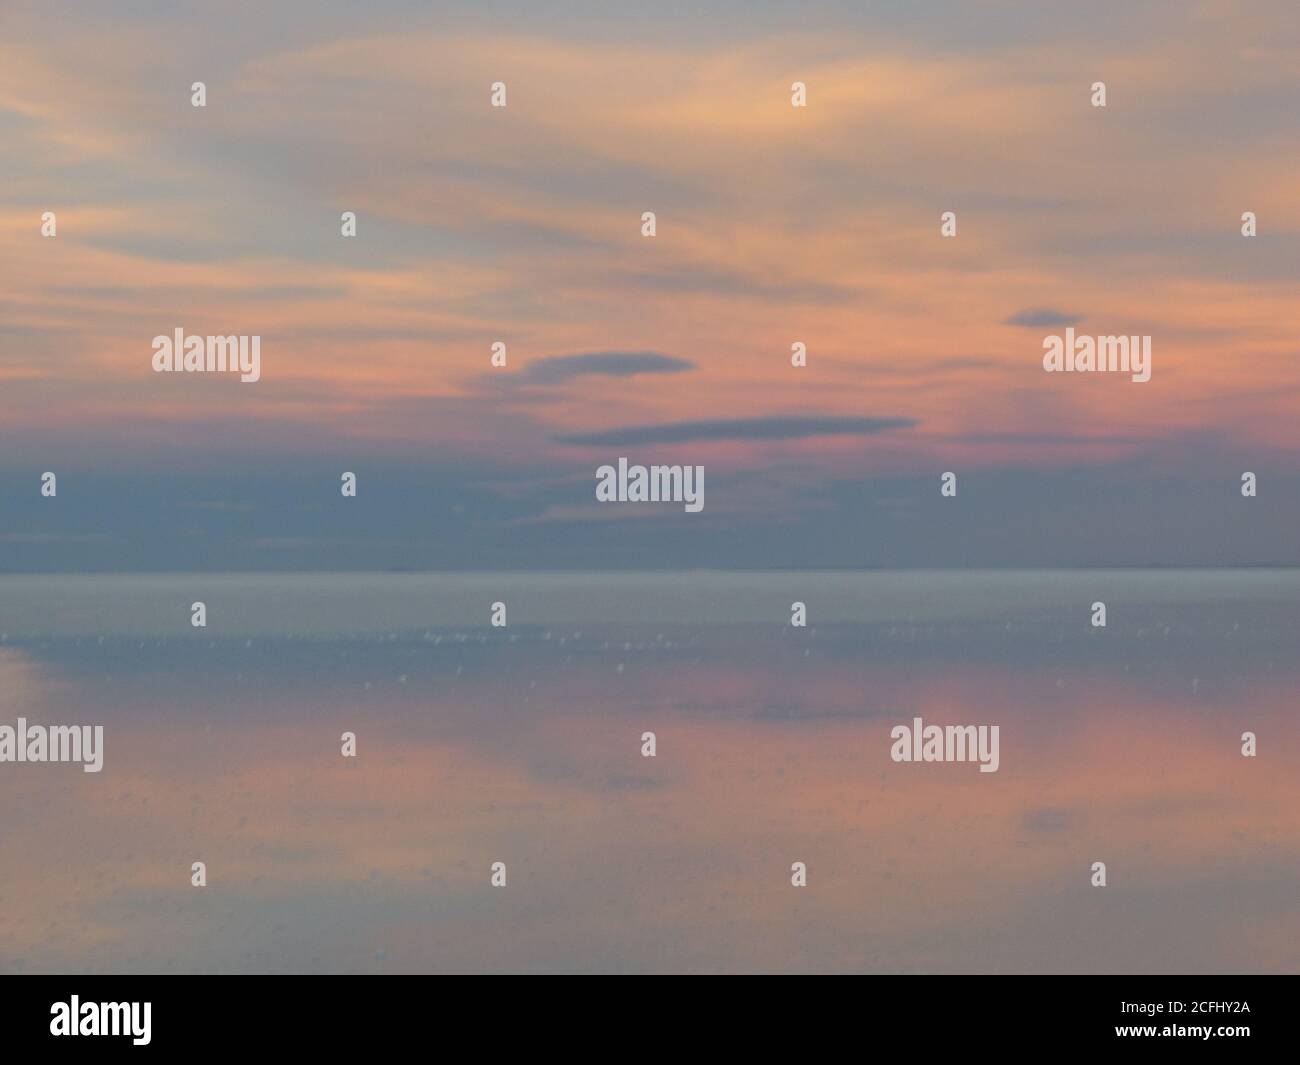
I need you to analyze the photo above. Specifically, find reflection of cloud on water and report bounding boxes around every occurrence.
[0,632,1294,973]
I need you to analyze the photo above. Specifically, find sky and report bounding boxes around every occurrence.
[3,0,1300,570]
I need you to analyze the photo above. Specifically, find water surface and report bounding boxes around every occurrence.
[0,571,1296,973]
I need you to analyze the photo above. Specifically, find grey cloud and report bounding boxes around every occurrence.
[520,352,695,384]
[1021,806,1075,833]
[554,415,919,446]
[1004,308,1082,328]
[621,268,864,305]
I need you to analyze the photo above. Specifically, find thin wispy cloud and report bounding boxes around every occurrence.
[519,352,695,384]
[554,416,919,446]
[1004,308,1082,328]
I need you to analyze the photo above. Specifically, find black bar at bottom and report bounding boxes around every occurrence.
[1,975,1291,1053]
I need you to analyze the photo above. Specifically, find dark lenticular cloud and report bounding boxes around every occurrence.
[521,352,695,383]
[1003,308,1081,328]
[555,415,919,446]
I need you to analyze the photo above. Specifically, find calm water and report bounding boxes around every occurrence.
[0,571,1297,973]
